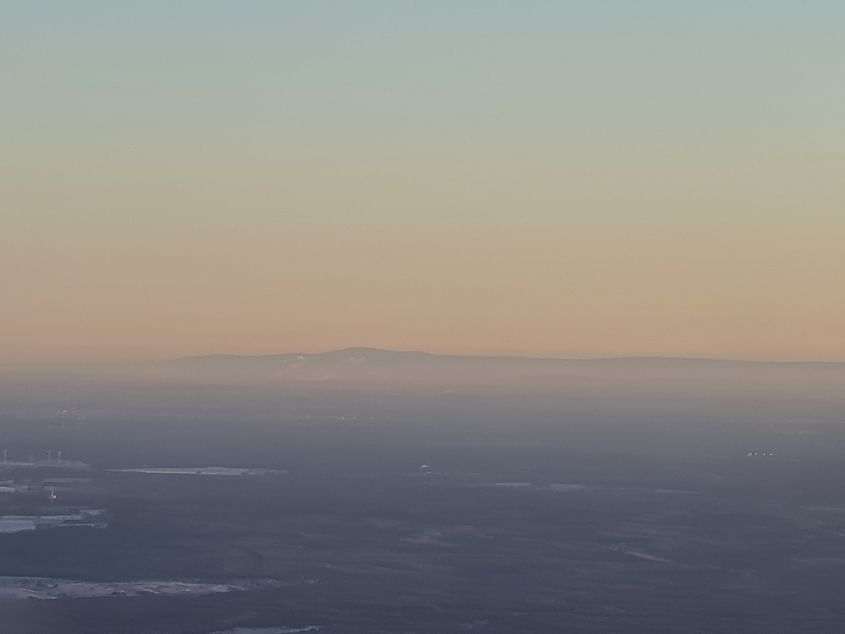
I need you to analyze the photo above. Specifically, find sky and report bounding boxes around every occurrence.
[2,1,844,362]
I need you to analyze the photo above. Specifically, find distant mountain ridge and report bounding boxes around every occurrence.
[156,348,845,388]
[173,347,843,368]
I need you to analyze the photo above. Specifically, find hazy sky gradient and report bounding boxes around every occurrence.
[3,1,844,361]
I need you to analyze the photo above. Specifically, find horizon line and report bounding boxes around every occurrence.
[173,347,845,366]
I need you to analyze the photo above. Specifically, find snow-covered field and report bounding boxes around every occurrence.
[211,628,322,634]
[110,466,284,477]
[0,577,277,600]
[211,627,322,634]
[0,509,106,533]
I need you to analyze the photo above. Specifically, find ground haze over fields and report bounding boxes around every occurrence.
[1,351,844,632]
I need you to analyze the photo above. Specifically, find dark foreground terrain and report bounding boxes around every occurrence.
[1,365,844,633]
